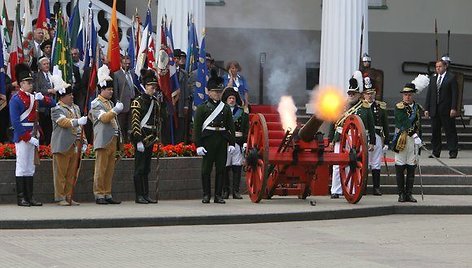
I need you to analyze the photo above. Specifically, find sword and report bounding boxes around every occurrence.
[383,151,390,177]
[420,143,467,176]
[414,145,424,201]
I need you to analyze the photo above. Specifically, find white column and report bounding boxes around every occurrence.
[156,0,205,50]
[319,0,368,91]
[119,22,130,53]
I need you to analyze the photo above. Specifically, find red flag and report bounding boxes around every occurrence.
[36,0,48,32]
[157,21,172,102]
[106,0,120,72]
[9,20,23,82]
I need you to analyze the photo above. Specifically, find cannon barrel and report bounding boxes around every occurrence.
[298,115,324,142]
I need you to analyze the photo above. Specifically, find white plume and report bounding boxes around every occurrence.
[97,65,112,87]
[352,70,364,92]
[411,74,430,94]
[51,66,71,94]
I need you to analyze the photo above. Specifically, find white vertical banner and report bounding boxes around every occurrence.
[156,0,205,51]
[319,0,368,91]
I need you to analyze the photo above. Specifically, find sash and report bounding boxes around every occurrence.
[203,101,224,130]
[140,100,154,128]
[20,94,35,122]
[232,107,243,121]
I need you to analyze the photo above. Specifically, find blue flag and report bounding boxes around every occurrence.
[194,34,208,106]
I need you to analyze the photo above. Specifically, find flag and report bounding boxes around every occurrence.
[127,12,137,70]
[157,18,172,103]
[147,32,156,71]
[36,0,50,34]
[8,3,24,82]
[83,1,98,112]
[0,0,10,47]
[51,10,73,83]
[135,6,151,76]
[68,1,81,49]
[185,14,199,72]
[0,28,6,97]
[107,0,121,72]
[76,16,84,60]
[22,0,33,40]
[194,33,208,106]
[165,20,180,100]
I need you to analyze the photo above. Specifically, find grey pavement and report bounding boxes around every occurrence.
[0,215,471,267]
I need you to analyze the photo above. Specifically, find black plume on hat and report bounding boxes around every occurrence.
[140,69,158,86]
[222,87,242,106]
[348,78,359,90]
[207,69,223,91]
[15,63,33,82]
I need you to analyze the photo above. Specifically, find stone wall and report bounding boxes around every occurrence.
[0,157,203,204]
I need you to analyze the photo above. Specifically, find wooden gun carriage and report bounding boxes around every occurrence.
[244,105,369,204]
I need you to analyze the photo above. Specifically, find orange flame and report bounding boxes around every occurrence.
[277,96,298,132]
[309,85,347,122]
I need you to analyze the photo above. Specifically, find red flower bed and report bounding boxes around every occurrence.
[0,142,196,159]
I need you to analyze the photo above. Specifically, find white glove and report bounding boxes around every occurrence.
[242,143,248,151]
[228,145,236,154]
[196,146,207,156]
[34,92,44,101]
[77,116,88,126]
[412,133,422,145]
[382,145,389,153]
[81,144,88,153]
[112,102,124,114]
[136,142,145,152]
[29,137,39,147]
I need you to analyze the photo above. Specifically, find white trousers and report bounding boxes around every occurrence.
[226,143,243,166]
[331,142,342,195]
[395,136,417,166]
[368,134,383,170]
[15,141,36,177]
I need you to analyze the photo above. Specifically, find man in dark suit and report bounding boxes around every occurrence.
[113,55,138,143]
[33,56,56,145]
[424,60,459,159]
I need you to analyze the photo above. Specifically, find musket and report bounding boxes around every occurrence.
[358,15,364,70]
[434,19,439,61]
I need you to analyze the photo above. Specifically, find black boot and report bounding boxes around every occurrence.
[395,165,406,202]
[232,166,243,199]
[133,176,147,203]
[222,166,231,199]
[16,177,30,206]
[405,165,417,203]
[143,176,157,203]
[25,177,42,206]
[372,169,382,196]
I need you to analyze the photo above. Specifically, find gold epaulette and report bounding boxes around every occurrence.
[362,100,370,108]
[377,101,387,110]
[396,102,405,109]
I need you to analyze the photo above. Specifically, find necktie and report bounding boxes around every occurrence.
[126,72,133,88]
[436,75,442,104]
[45,72,52,88]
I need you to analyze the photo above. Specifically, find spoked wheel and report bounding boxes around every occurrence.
[264,165,278,199]
[339,115,368,204]
[245,113,270,203]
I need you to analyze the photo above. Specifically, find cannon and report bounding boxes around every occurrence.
[245,105,368,204]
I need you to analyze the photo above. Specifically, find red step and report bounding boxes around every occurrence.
[250,105,278,114]
[267,121,283,131]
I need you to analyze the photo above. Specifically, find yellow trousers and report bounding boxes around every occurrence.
[93,136,117,199]
[52,142,79,201]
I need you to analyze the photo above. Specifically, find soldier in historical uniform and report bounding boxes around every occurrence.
[360,53,384,101]
[50,85,88,206]
[193,74,235,204]
[130,70,164,204]
[329,73,375,199]
[391,83,424,202]
[362,76,389,195]
[9,63,56,206]
[89,65,123,205]
[221,87,249,199]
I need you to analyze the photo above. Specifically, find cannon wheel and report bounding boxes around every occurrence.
[339,115,368,204]
[245,113,269,203]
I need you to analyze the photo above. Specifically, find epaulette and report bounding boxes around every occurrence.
[90,98,100,109]
[362,100,370,108]
[131,99,141,109]
[396,102,405,109]
[377,101,387,110]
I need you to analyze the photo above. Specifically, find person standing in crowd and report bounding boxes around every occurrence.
[172,49,191,144]
[223,60,250,109]
[193,74,235,204]
[391,83,424,202]
[362,76,389,196]
[130,70,164,204]
[424,60,459,159]
[9,63,55,206]
[360,53,384,101]
[221,87,248,199]
[34,56,56,145]
[0,71,13,143]
[113,55,137,143]
[329,73,375,199]
[40,40,53,63]
[89,65,123,205]
[50,85,88,206]
[29,28,45,72]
